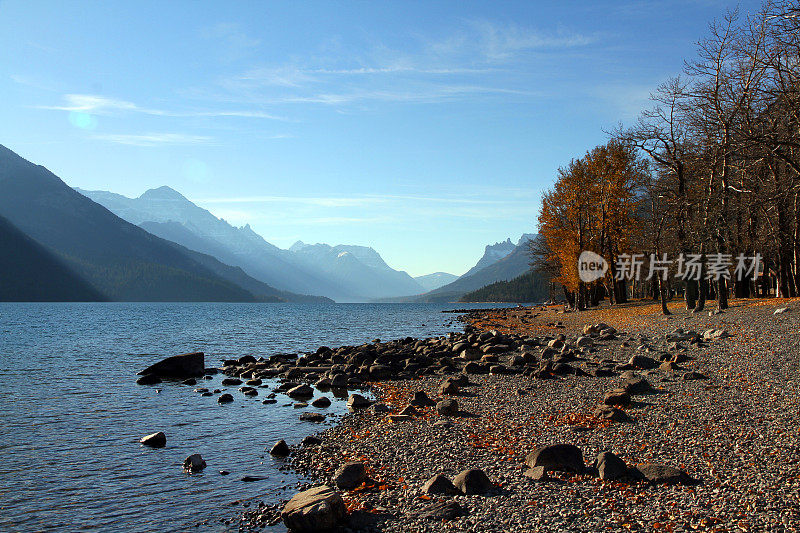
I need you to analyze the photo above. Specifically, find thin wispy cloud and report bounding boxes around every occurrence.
[94,132,214,146]
[39,94,286,120]
[465,20,597,62]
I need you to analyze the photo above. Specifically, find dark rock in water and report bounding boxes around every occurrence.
[246,378,262,386]
[596,451,628,480]
[409,391,436,407]
[262,398,277,404]
[330,374,348,388]
[334,461,367,490]
[241,476,266,482]
[526,444,584,473]
[347,394,372,410]
[287,384,314,399]
[633,463,699,485]
[299,412,326,422]
[311,396,331,408]
[138,352,204,379]
[139,432,166,448]
[314,377,332,389]
[270,439,290,457]
[218,393,234,404]
[453,468,492,495]
[201,392,213,397]
[417,500,465,520]
[136,374,161,385]
[301,435,322,446]
[436,399,459,416]
[422,473,459,495]
[183,453,206,473]
[281,485,346,532]
[181,378,196,385]
[222,378,242,386]
[238,355,257,364]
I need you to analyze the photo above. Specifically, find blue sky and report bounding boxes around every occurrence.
[0,0,761,277]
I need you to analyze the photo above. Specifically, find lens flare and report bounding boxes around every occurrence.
[182,158,210,183]
[68,112,97,130]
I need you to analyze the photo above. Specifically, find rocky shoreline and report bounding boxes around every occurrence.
[228,299,800,531]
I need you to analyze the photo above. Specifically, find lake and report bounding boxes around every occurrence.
[0,302,507,532]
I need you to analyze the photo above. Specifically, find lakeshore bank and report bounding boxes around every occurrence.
[242,298,800,532]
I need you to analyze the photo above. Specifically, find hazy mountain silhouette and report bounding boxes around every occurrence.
[414,234,538,302]
[0,144,322,302]
[0,214,105,301]
[81,186,425,301]
[461,238,517,278]
[288,242,424,300]
[413,272,458,291]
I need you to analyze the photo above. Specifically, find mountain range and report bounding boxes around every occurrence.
[412,234,537,302]
[413,272,459,292]
[0,144,328,302]
[78,186,426,302]
[0,143,542,303]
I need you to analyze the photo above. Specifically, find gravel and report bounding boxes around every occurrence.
[245,299,800,531]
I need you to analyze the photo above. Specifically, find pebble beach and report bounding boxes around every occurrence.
[234,298,800,532]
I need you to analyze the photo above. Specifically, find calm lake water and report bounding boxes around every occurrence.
[0,302,507,532]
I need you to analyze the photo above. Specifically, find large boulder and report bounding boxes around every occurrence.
[422,473,459,495]
[281,485,347,532]
[602,388,631,407]
[138,352,204,379]
[334,462,367,490]
[346,394,372,410]
[436,399,459,416]
[526,444,584,473]
[453,468,493,495]
[270,439,290,457]
[287,384,314,399]
[596,451,628,480]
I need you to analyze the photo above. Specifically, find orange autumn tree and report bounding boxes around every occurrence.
[538,139,647,309]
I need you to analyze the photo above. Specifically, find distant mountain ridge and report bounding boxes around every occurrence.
[0,144,321,302]
[79,186,425,302]
[414,234,538,302]
[461,238,516,278]
[414,272,458,291]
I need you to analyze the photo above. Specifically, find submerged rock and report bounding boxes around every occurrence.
[270,439,290,457]
[183,453,206,473]
[139,432,166,448]
[138,352,204,379]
